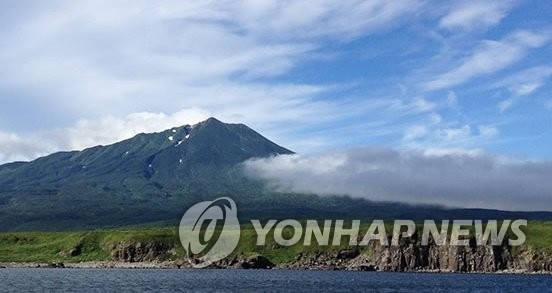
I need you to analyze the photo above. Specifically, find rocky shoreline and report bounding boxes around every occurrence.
[2,232,551,274]
[0,261,550,275]
[1,249,551,274]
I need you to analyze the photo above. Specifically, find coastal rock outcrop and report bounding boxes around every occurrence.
[109,241,175,262]
[236,255,275,269]
[279,231,551,273]
[358,238,512,272]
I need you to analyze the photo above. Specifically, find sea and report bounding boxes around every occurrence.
[0,269,550,292]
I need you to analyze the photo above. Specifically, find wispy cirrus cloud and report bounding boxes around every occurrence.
[424,30,550,91]
[403,125,429,141]
[497,66,552,95]
[439,1,517,31]
[0,0,424,118]
[0,0,551,166]
[495,66,552,112]
[402,121,500,150]
[0,0,428,163]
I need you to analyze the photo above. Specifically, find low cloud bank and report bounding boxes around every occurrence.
[243,148,552,211]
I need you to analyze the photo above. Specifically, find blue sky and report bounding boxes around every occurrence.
[1,1,552,210]
[0,0,551,162]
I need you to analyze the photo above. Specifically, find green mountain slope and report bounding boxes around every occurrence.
[0,118,293,230]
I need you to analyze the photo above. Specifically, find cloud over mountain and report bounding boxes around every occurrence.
[244,148,552,211]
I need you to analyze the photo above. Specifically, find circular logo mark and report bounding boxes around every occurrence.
[179,197,240,268]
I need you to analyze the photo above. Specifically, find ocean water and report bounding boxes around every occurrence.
[0,269,550,292]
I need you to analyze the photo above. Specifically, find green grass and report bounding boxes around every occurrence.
[0,228,184,263]
[523,222,552,253]
[0,231,105,263]
[0,221,551,264]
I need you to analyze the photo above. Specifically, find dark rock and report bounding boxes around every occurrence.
[69,243,83,257]
[241,255,274,269]
[350,232,530,273]
[336,249,360,260]
[358,265,377,271]
[110,241,175,262]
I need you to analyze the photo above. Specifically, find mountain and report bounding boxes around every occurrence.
[0,118,292,230]
[0,117,292,188]
[0,117,551,231]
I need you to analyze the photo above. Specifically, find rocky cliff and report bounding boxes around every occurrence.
[103,234,552,273]
[280,233,552,273]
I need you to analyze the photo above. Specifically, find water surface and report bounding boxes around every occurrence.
[1,269,550,292]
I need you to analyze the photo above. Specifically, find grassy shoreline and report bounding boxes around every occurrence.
[0,222,551,265]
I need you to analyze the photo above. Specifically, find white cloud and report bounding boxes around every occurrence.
[439,1,516,31]
[446,91,458,107]
[403,125,428,141]
[495,66,552,96]
[514,83,540,96]
[0,132,51,163]
[388,97,436,114]
[229,0,423,40]
[0,0,423,118]
[401,119,500,150]
[243,148,552,211]
[0,108,210,163]
[478,125,499,138]
[425,30,550,90]
[411,97,436,113]
[439,125,471,141]
[498,98,516,113]
[421,147,484,157]
[492,68,550,112]
[63,109,211,150]
[429,113,443,125]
